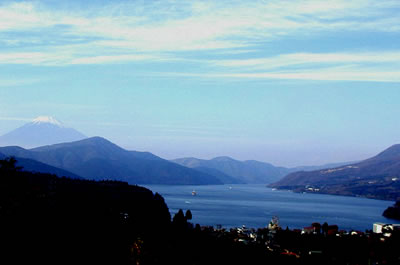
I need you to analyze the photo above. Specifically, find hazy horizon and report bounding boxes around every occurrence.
[0,115,387,168]
[1,0,399,167]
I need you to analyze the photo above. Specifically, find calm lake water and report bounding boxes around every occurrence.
[144,184,396,231]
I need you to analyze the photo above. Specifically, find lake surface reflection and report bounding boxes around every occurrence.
[144,184,396,231]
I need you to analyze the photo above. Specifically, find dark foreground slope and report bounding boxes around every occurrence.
[0,137,222,185]
[269,144,400,200]
[0,158,171,264]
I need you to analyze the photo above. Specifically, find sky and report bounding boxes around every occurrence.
[0,0,399,167]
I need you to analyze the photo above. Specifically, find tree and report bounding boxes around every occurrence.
[172,209,186,227]
[0,157,22,172]
[322,222,328,235]
[185,210,192,221]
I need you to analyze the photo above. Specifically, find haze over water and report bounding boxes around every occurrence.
[145,184,395,231]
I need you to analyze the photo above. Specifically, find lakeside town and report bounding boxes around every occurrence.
[174,216,400,265]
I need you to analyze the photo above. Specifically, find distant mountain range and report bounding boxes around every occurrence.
[0,137,222,185]
[0,116,87,148]
[3,116,398,196]
[172,157,354,184]
[269,144,400,200]
[172,157,290,184]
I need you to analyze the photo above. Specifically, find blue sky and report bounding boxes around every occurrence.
[0,0,399,166]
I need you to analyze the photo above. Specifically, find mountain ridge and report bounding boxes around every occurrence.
[172,156,290,184]
[269,144,400,200]
[172,156,356,184]
[0,151,81,179]
[0,137,222,185]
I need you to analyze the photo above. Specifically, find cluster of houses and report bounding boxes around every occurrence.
[301,222,338,235]
[200,220,400,246]
[195,220,400,264]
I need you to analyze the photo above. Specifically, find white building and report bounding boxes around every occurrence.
[373,223,400,234]
[373,223,385,233]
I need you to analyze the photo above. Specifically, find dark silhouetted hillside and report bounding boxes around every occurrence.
[0,158,171,264]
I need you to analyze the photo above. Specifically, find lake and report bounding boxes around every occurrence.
[143,184,396,231]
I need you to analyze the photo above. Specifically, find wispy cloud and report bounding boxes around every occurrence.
[215,71,400,83]
[162,68,400,83]
[150,51,400,82]
[0,0,399,82]
[1,1,399,57]
[0,48,164,66]
[208,52,400,81]
[213,52,400,68]
[0,76,44,87]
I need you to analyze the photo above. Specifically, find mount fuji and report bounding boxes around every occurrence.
[0,116,87,148]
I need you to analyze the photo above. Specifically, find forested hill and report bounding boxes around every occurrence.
[0,157,171,264]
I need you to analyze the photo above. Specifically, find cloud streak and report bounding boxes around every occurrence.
[0,0,399,82]
[163,68,400,83]
[217,71,400,83]
[213,52,400,68]
[1,1,399,52]
[154,51,400,82]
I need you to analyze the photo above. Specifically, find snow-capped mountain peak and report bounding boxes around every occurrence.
[32,116,63,126]
[0,116,87,148]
